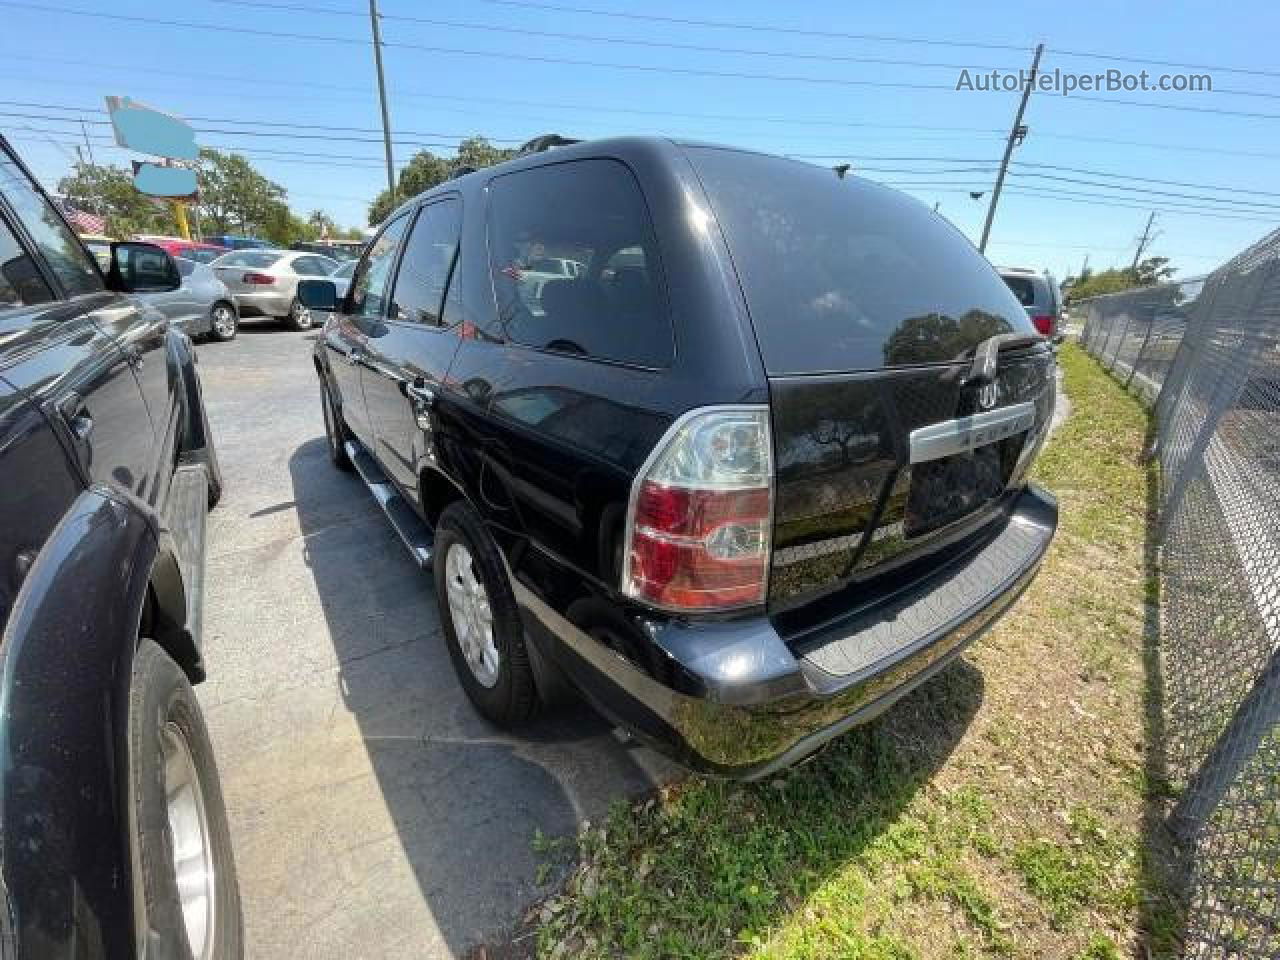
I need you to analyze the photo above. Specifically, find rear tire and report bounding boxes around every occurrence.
[287,298,314,332]
[208,302,238,342]
[130,639,243,960]
[320,377,352,471]
[434,501,536,727]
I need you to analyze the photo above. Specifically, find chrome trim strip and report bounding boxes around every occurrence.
[908,402,1037,464]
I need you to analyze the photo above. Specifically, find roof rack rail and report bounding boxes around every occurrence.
[516,134,580,156]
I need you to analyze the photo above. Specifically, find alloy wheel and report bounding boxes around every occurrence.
[211,304,236,339]
[444,543,500,687]
[291,300,312,330]
[161,721,217,960]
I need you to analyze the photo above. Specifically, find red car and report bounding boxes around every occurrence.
[137,236,230,265]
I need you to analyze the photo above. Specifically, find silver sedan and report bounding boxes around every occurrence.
[210,249,339,331]
[134,256,240,342]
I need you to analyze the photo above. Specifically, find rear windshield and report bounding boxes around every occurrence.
[218,251,281,269]
[1002,275,1037,306]
[687,147,1034,373]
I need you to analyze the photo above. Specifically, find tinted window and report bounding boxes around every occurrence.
[687,147,1034,372]
[350,214,409,320]
[487,158,672,367]
[390,198,461,326]
[0,214,54,308]
[186,247,225,264]
[0,152,102,298]
[1001,276,1036,306]
[291,255,334,276]
[216,251,279,269]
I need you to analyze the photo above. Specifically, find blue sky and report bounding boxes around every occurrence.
[2,0,1278,281]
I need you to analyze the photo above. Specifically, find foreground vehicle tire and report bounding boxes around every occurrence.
[320,377,352,471]
[287,298,313,331]
[208,302,238,342]
[130,639,243,960]
[434,501,537,727]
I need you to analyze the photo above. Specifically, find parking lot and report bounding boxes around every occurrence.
[194,325,676,958]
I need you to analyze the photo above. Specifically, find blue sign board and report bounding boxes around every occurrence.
[106,96,198,163]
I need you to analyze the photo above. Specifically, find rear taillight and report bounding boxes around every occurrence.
[1031,314,1055,336]
[243,272,276,285]
[622,407,773,611]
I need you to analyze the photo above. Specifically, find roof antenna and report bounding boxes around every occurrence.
[832,163,852,180]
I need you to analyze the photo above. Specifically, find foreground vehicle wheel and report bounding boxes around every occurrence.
[434,501,536,727]
[208,302,238,342]
[320,378,352,471]
[130,639,243,960]
[287,298,313,331]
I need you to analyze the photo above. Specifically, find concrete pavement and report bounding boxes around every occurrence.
[194,324,674,959]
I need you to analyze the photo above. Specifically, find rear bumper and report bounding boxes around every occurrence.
[231,290,291,317]
[519,485,1057,778]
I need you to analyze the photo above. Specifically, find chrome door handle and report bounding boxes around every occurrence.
[405,382,435,407]
[58,392,94,441]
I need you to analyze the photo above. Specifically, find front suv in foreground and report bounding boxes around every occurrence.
[305,136,1057,777]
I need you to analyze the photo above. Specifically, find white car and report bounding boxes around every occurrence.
[210,249,339,330]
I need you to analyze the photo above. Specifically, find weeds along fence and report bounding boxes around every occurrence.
[1078,229,1280,959]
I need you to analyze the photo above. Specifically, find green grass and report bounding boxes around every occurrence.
[532,345,1171,959]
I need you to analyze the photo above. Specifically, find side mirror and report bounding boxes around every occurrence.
[296,279,338,312]
[108,242,181,293]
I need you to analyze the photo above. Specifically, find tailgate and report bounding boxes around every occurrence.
[767,350,1056,609]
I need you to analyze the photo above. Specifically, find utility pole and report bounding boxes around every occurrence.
[979,42,1043,254]
[1130,211,1157,271]
[79,120,96,168]
[368,0,396,206]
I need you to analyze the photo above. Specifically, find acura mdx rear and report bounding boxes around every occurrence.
[505,142,1057,777]
[316,137,1057,779]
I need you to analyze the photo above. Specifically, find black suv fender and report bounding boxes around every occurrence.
[0,487,188,957]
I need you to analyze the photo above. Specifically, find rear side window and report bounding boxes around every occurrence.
[391,198,461,326]
[0,152,102,298]
[350,214,409,320]
[487,158,673,367]
[0,214,53,308]
[1001,275,1036,306]
[687,147,1033,372]
[176,257,196,278]
[292,255,334,276]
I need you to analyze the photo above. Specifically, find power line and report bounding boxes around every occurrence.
[1013,160,1280,201]
[432,0,1033,52]
[1068,93,1280,121]
[205,0,1025,70]
[1049,47,1280,82]
[1005,170,1280,212]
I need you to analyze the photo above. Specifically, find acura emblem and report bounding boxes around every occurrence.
[978,383,999,410]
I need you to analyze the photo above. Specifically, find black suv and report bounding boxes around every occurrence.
[0,139,241,957]
[305,137,1058,778]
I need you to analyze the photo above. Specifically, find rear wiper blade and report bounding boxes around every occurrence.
[959,333,1045,387]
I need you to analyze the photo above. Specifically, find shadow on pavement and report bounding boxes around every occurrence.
[287,436,675,955]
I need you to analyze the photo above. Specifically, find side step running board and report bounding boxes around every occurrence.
[167,463,210,651]
[344,441,434,568]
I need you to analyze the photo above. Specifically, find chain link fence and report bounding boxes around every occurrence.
[1078,229,1280,958]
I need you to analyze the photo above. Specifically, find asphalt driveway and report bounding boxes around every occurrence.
[195,324,675,959]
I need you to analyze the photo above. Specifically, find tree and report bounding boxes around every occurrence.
[307,209,336,239]
[57,163,176,237]
[368,136,516,225]
[194,149,289,236]
[1066,256,1179,300]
